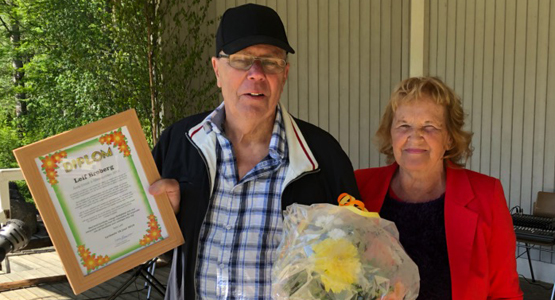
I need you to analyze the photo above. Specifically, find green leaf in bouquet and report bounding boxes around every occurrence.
[282,270,308,296]
[306,278,335,300]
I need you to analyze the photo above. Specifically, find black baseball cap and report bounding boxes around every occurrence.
[215,3,295,56]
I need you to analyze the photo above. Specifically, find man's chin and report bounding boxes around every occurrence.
[231,105,276,122]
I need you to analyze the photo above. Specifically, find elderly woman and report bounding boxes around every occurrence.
[355,77,523,300]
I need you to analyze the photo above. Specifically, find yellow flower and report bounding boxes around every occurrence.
[312,238,361,293]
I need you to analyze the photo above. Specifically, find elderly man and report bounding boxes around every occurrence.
[150,3,360,300]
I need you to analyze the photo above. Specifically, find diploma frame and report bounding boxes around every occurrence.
[13,109,183,294]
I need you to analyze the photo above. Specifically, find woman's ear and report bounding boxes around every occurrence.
[446,136,454,151]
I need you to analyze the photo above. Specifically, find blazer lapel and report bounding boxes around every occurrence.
[444,167,478,300]
[359,163,397,212]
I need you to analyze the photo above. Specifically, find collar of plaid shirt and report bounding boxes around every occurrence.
[204,102,287,163]
[188,103,319,197]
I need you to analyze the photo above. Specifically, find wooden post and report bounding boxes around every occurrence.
[410,0,429,77]
[0,275,67,292]
[0,169,25,224]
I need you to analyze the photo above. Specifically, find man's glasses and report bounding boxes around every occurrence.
[218,53,287,74]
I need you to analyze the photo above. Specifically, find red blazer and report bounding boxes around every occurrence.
[355,163,523,300]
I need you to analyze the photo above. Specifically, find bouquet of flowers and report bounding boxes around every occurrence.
[272,201,419,300]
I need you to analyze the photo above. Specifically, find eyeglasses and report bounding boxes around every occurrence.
[218,53,287,74]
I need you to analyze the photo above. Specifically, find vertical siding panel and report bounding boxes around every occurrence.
[266,0,276,10]
[436,0,447,79]
[546,0,555,265]
[203,2,218,109]
[533,0,549,198]
[379,0,391,166]
[276,0,288,28]
[501,0,516,203]
[297,0,309,121]
[205,1,218,62]
[213,0,228,99]
[545,0,555,193]
[391,0,402,92]
[462,0,475,146]
[308,0,318,125]
[360,0,371,168]
[390,0,402,166]
[287,0,299,117]
[429,0,438,75]
[401,0,410,80]
[369,0,381,167]
[389,0,403,164]
[339,1,350,151]
[521,0,538,212]
[534,0,550,263]
[349,0,360,168]
[480,0,495,175]
[510,0,527,211]
[215,2,227,28]
[276,1,288,108]
[470,0,484,172]
[329,1,340,139]
[445,0,456,85]
[454,0,466,102]
[318,1,329,132]
[490,0,506,179]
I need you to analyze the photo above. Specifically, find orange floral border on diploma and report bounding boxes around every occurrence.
[140,214,163,246]
[39,150,67,186]
[77,245,110,274]
[99,128,131,157]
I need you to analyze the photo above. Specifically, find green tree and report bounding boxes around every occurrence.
[0,0,217,169]
[153,0,218,141]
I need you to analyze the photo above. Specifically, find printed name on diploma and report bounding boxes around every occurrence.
[72,165,115,183]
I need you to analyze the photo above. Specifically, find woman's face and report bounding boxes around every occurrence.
[391,96,452,174]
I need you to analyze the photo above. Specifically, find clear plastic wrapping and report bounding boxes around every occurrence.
[273,203,420,300]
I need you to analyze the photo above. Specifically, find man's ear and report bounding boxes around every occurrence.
[280,63,290,92]
[212,57,221,88]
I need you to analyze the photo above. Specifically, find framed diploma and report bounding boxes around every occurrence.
[13,109,183,294]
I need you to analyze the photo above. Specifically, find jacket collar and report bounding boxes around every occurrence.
[366,162,478,300]
[281,105,319,184]
[369,162,476,206]
[187,103,318,194]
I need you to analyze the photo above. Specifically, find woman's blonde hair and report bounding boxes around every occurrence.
[375,76,473,168]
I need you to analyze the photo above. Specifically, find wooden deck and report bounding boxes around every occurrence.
[0,247,170,299]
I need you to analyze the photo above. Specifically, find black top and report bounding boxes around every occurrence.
[380,192,452,300]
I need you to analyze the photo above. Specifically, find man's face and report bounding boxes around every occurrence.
[212,44,289,125]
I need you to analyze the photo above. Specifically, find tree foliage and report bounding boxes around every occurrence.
[0,0,217,169]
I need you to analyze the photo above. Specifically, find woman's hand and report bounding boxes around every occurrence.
[149,179,180,214]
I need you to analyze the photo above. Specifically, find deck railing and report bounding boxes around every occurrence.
[0,168,24,224]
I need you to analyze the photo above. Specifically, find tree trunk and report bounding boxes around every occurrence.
[10,18,26,117]
[146,0,159,144]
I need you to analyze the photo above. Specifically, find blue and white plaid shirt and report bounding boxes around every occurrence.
[196,104,289,300]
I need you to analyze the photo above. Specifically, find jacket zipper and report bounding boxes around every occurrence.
[186,133,212,299]
[281,168,321,209]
